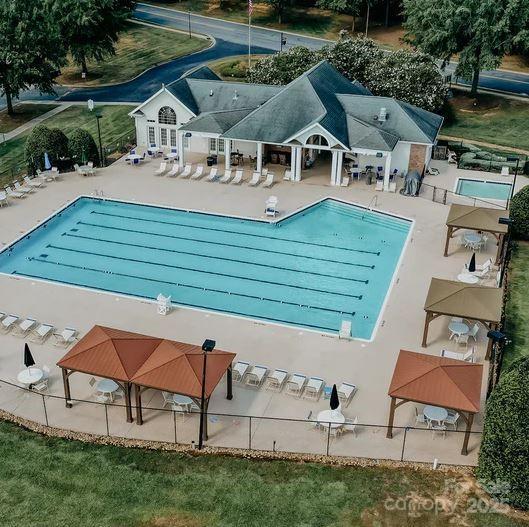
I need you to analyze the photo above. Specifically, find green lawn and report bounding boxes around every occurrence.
[208,55,265,81]
[0,104,59,134]
[0,105,134,187]
[442,92,529,152]
[57,21,209,86]
[502,241,529,372]
[1,419,528,527]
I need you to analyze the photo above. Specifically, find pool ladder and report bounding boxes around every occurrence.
[362,196,378,220]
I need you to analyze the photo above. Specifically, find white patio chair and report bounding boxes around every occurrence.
[302,377,325,401]
[340,176,350,187]
[219,169,232,183]
[232,361,250,382]
[12,317,37,337]
[389,181,397,193]
[24,176,43,188]
[467,323,479,342]
[96,393,111,404]
[245,365,268,387]
[179,163,192,178]
[444,410,460,430]
[283,169,291,181]
[162,391,174,408]
[337,382,357,407]
[53,327,78,347]
[29,323,54,343]
[265,369,289,392]
[166,163,180,177]
[375,180,384,191]
[190,164,204,180]
[1,314,19,333]
[204,167,218,182]
[32,376,49,393]
[154,162,167,176]
[248,172,260,186]
[415,407,427,425]
[261,168,269,177]
[262,173,275,188]
[339,320,352,340]
[343,416,358,437]
[431,423,447,438]
[156,293,171,315]
[231,170,243,185]
[0,191,8,207]
[285,374,306,397]
[6,186,26,199]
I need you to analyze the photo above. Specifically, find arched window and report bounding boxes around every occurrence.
[158,106,177,125]
[305,134,329,147]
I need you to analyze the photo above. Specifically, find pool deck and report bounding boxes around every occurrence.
[0,156,519,466]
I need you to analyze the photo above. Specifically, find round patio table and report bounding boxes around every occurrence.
[457,273,480,284]
[166,152,179,160]
[448,321,469,338]
[127,154,142,164]
[17,368,43,386]
[423,405,448,424]
[317,410,345,429]
[97,379,119,394]
[172,394,193,411]
[464,232,482,245]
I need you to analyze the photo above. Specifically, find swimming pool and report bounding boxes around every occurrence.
[455,178,512,201]
[0,197,411,339]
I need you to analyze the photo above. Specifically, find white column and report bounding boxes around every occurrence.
[294,147,302,181]
[177,132,185,164]
[256,142,263,173]
[383,152,392,191]
[330,151,339,186]
[335,151,343,186]
[225,139,231,171]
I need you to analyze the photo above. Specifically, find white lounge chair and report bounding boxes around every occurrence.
[166,163,180,177]
[261,168,268,177]
[6,186,25,199]
[0,191,8,207]
[262,173,275,188]
[219,170,232,184]
[389,181,397,193]
[154,162,167,176]
[245,365,268,387]
[12,317,37,337]
[14,181,33,194]
[265,369,289,392]
[53,327,78,347]
[179,163,192,178]
[232,361,250,382]
[248,172,260,186]
[1,314,19,332]
[231,170,243,185]
[190,164,204,180]
[337,382,357,407]
[285,374,306,397]
[283,169,291,181]
[341,176,350,187]
[24,176,44,188]
[29,323,54,343]
[441,348,475,362]
[302,377,325,401]
[204,167,218,182]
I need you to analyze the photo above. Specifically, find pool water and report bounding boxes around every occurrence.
[0,197,411,339]
[456,178,512,201]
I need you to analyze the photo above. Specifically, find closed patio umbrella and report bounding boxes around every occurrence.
[330,384,339,411]
[44,152,52,170]
[468,253,476,273]
[24,343,35,370]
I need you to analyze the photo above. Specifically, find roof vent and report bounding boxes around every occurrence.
[377,107,388,122]
[209,89,214,96]
[233,90,239,101]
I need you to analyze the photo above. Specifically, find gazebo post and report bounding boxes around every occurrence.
[134,384,143,426]
[200,397,210,442]
[485,323,498,360]
[124,382,133,423]
[496,233,504,265]
[422,311,433,347]
[444,226,453,256]
[386,397,397,438]
[61,368,72,408]
[461,412,474,455]
[226,365,233,400]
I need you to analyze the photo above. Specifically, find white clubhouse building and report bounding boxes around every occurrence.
[130,61,443,190]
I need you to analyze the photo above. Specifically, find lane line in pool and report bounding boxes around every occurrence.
[76,221,377,269]
[62,232,371,282]
[21,259,357,317]
[90,210,382,256]
[39,247,366,299]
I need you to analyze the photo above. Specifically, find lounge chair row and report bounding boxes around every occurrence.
[0,313,78,347]
[1,173,55,205]
[232,361,357,406]
[153,162,277,188]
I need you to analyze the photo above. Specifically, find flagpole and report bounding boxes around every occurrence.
[248,0,252,68]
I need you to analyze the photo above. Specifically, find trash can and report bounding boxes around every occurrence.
[207,156,214,167]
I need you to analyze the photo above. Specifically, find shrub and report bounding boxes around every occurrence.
[68,128,99,166]
[510,185,529,240]
[24,125,69,175]
[477,356,529,509]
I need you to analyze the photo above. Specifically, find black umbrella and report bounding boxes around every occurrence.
[24,343,35,369]
[468,252,476,273]
[330,384,340,411]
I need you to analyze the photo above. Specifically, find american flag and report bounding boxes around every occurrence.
[248,0,253,16]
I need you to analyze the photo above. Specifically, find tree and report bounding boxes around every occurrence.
[59,0,134,77]
[68,128,100,166]
[0,0,66,115]
[403,0,529,97]
[317,0,362,33]
[477,356,529,509]
[24,125,69,175]
[264,0,290,24]
[509,185,529,240]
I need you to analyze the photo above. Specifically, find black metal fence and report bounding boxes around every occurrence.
[419,181,507,210]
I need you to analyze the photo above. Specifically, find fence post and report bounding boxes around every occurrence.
[248,416,252,450]
[326,423,331,456]
[173,410,177,444]
[400,427,409,461]
[41,394,49,427]
[432,186,436,202]
[104,403,109,436]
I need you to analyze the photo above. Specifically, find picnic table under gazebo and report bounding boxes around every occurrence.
[444,204,509,263]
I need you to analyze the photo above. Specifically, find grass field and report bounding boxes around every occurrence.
[502,241,529,372]
[0,104,59,134]
[208,55,265,81]
[0,105,134,187]
[1,419,528,527]
[57,21,209,86]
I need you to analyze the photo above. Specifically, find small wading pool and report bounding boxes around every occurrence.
[0,197,412,339]
[455,178,512,201]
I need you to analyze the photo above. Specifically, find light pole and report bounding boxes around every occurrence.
[188,11,192,38]
[280,32,287,52]
[88,99,104,167]
[198,338,216,450]
[506,156,519,207]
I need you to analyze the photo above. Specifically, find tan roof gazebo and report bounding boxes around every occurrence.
[422,278,503,358]
[386,350,483,455]
[444,204,508,263]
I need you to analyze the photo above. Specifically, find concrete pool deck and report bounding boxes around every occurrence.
[0,156,509,466]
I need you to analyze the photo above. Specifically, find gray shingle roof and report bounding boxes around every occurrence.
[178,109,255,134]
